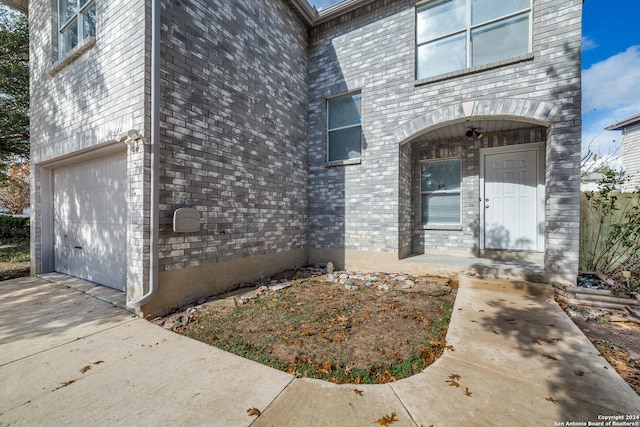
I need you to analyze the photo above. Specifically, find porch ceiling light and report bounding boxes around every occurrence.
[466,128,484,139]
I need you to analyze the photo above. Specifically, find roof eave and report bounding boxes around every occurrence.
[606,113,640,131]
[314,0,376,25]
[0,0,28,14]
[289,0,319,25]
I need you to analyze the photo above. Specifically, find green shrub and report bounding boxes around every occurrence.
[0,214,29,243]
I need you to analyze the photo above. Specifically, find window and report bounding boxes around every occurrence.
[416,0,531,80]
[58,0,96,57]
[421,159,461,225]
[327,92,362,162]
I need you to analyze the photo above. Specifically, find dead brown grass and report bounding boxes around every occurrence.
[165,268,457,384]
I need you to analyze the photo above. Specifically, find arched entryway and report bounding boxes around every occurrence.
[396,99,557,260]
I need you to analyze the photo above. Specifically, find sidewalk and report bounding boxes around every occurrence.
[1,275,638,426]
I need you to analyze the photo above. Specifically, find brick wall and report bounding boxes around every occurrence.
[29,0,150,294]
[308,0,582,279]
[158,0,309,271]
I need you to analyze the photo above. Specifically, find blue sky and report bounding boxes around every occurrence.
[308,0,640,165]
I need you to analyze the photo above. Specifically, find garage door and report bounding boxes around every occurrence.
[53,152,127,291]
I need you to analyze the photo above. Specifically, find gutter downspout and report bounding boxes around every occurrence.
[128,0,160,310]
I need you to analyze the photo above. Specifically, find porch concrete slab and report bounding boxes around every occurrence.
[397,253,547,283]
[0,277,294,427]
[253,379,415,427]
[0,277,132,365]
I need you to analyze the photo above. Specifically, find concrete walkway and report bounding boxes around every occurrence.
[1,276,638,426]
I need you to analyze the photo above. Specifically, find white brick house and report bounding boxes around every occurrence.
[3,0,582,316]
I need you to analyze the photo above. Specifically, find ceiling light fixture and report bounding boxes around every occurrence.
[465,128,484,139]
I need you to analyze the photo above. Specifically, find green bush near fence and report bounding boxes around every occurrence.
[580,169,640,293]
[0,215,30,243]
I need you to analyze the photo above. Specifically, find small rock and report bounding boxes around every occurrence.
[269,283,291,292]
[393,275,408,282]
[186,307,198,314]
[363,282,374,287]
[339,274,349,280]
[326,262,334,273]
[256,286,270,295]
[327,273,335,281]
[345,284,358,291]
[197,298,206,305]
[402,280,415,289]
[378,284,391,291]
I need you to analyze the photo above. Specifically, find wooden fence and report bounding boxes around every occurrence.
[579,192,640,272]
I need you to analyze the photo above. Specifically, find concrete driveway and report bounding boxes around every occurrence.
[1,275,638,426]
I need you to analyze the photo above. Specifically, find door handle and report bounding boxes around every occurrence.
[74,246,83,250]
[485,204,490,209]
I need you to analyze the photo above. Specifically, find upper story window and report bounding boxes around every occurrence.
[421,158,462,225]
[327,92,362,163]
[416,0,531,80]
[58,0,96,57]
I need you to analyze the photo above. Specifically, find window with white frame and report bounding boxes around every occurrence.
[416,0,531,80]
[58,0,96,57]
[327,92,362,162]
[421,158,462,225]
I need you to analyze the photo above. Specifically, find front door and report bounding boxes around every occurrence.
[483,148,539,251]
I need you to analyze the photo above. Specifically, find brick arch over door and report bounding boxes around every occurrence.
[395,98,560,145]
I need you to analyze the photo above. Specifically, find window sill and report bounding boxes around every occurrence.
[414,53,534,87]
[421,224,462,231]
[49,37,96,77]
[325,158,361,167]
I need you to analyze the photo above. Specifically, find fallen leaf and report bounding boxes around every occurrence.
[471,320,478,323]
[445,345,455,352]
[247,407,261,417]
[376,412,398,426]
[80,365,92,374]
[463,387,472,397]
[353,388,364,396]
[542,353,558,361]
[504,318,515,322]
[92,361,104,365]
[446,380,460,388]
[545,397,558,403]
[448,374,461,381]
[574,370,584,376]
[478,309,485,313]
[492,331,500,335]
[53,380,76,391]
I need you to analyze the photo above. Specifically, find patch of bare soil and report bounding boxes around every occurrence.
[160,267,457,384]
[0,243,30,281]
[562,303,640,396]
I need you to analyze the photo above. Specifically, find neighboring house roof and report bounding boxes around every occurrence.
[0,0,375,25]
[0,0,27,14]
[606,112,640,131]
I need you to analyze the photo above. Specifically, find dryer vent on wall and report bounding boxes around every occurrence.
[173,208,200,233]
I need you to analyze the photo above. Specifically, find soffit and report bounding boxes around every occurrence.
[0,0,27,14]
[414,119,544,143]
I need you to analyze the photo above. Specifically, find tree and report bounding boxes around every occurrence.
[0,6,29,181]
[0,162,29,214]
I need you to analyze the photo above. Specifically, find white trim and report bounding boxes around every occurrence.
[415,0,532,79]
[479,142,545,252]
[326,91,363,164]
[419,157,463,228]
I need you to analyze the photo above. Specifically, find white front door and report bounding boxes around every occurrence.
[483,148,540,251]
[53,152,127,291]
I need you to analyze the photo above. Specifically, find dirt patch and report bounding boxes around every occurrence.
[562,302,640,396]
[0,243,30,281]
[161,267,457,384]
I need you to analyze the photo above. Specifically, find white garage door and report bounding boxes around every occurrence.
[53,152,127,291]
